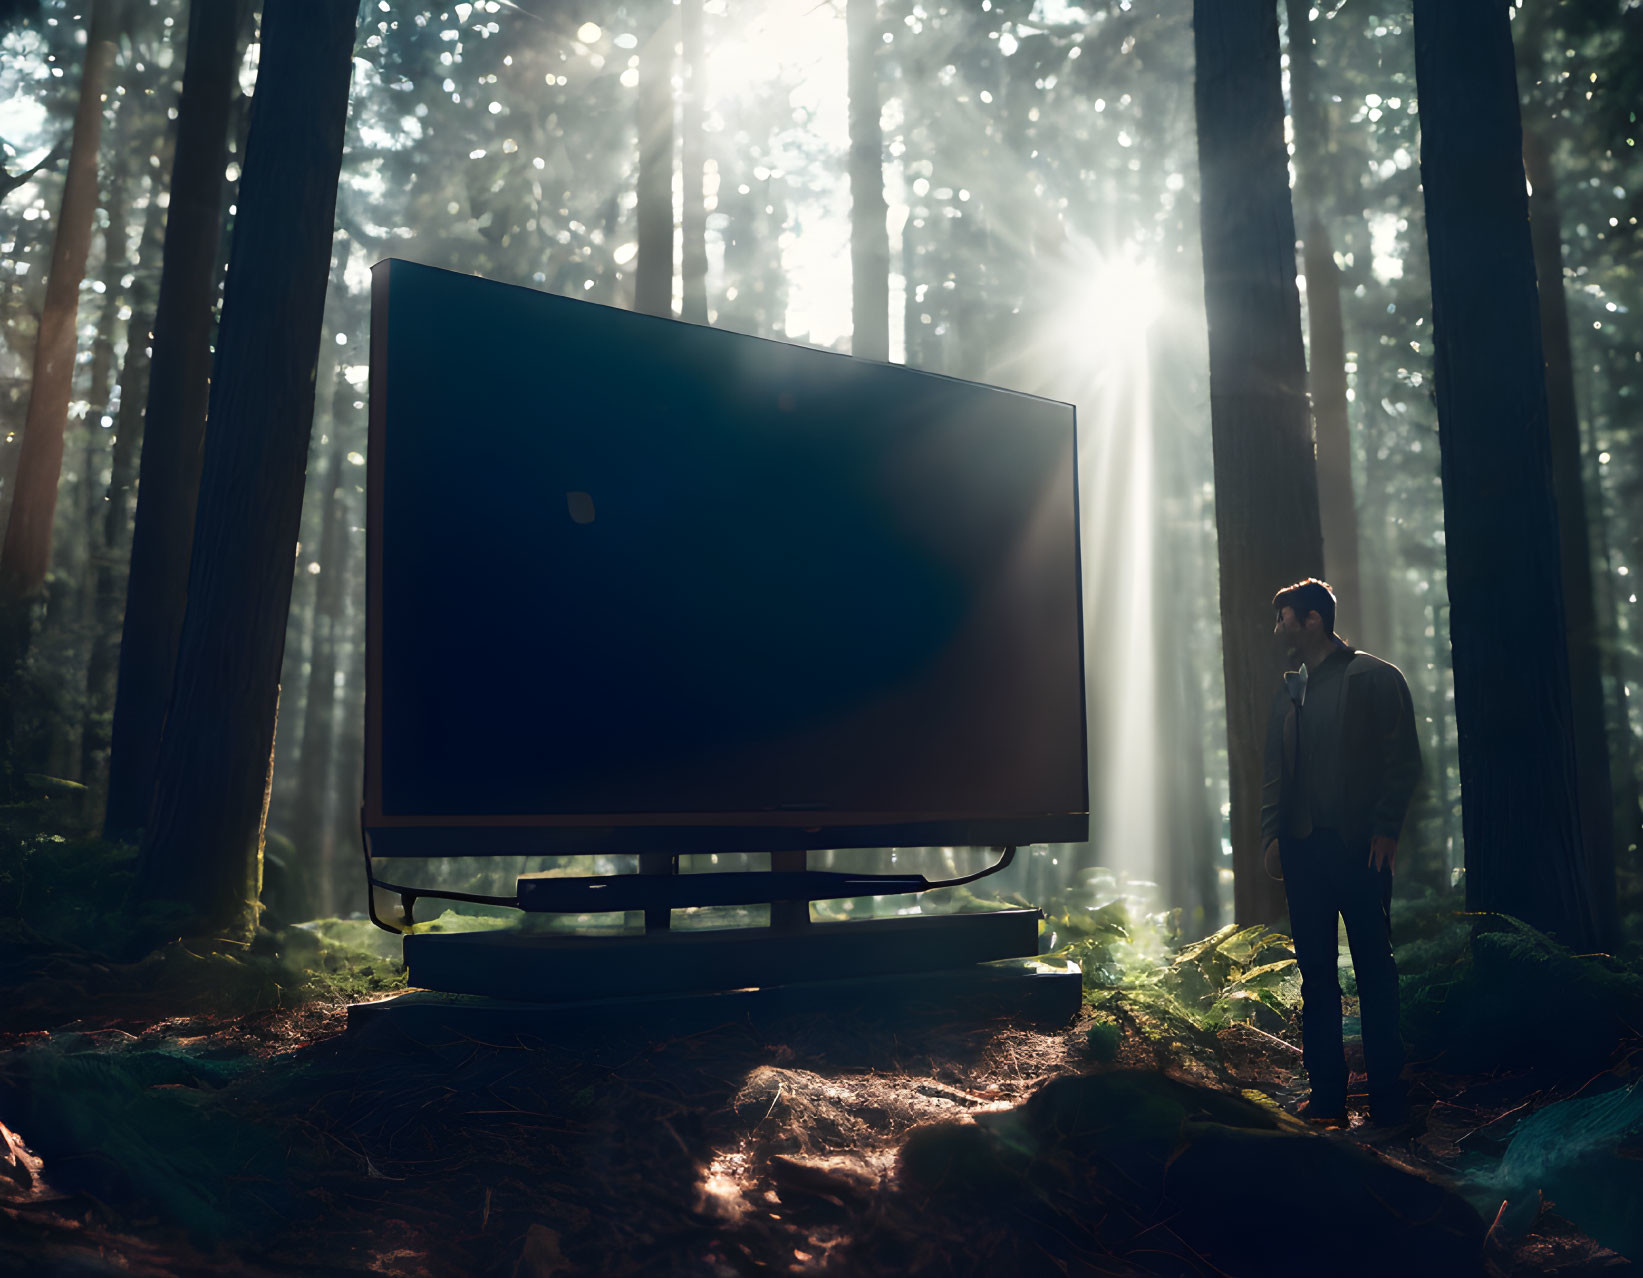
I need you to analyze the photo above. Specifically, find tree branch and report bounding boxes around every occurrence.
[0,134,69,200]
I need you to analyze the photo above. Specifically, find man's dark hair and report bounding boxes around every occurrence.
[1272,578,1337,635]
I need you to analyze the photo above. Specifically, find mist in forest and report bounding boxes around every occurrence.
[0,0,1637,939]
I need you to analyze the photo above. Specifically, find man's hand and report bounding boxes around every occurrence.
[1264,838,1283,881]
[1368,835,1397,874]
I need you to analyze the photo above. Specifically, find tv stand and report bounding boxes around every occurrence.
[359,844,1077,1014]
[621,848,811,933]
[397,907,1053,1004]
[368,845,1019,929]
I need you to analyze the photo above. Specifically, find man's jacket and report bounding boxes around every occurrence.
[1260,649,1423,851]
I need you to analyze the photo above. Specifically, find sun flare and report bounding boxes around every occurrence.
[1066,251,1165,353]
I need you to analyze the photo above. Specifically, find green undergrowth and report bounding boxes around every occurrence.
[0,814,141,953]
[1040,888,1304,1057]
[0,818,406,1022]
[9,796,1643,1072]
[1037,882,1643,1084]
[1400,911,1643,1078]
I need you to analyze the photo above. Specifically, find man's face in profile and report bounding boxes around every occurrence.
[1274,605,1308,660]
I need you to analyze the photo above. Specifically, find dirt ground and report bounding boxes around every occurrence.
[0,944,1637,1278]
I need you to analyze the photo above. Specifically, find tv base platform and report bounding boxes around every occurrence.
[390,908,1051,1006]
[349,952,1082,1039]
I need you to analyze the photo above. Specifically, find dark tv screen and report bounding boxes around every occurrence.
[364,259,1088,856]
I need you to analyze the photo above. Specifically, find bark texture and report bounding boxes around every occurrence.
[847,0,889,361]
[104,0,250,841]
[1284,0,1365,649]
[134,0,359,938]
[1412,0,1595,947]
[1193,0,1324,924]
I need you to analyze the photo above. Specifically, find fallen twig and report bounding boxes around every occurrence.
[1223,1022,1301,1054]
[1483,1198,1509,1251]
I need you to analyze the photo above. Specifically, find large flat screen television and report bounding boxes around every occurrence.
[364,259,1088,859]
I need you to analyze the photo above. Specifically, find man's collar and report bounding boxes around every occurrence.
[1298,642,1352,674]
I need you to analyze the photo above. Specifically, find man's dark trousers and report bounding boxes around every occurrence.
[1280,829,1405,1115]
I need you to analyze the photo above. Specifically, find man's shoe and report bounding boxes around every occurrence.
[1297,1097,1347,1127]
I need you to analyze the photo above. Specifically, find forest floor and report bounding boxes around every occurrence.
[1,825,1641,1275]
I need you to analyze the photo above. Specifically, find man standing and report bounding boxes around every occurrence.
[1262,578,1422,1128]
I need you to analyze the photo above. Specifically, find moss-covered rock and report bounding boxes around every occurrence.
[1085,1015,1121,1062]
[886,1070,1486,1277]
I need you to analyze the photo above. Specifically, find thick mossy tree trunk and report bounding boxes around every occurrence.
[1412,0,1595,947]
[1193,0,1324,925]
[847,0,889,361]
[635,9,674,319]
[0,0,118,795]
[133,0,359,941]
[679,0,708,325]
[104,0,250,843]
[1284,0,1365,650]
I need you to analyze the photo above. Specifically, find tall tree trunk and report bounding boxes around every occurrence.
[902,215,921,368]
[49,158,130,784]
[1153,340,1224,938]
[1412,0,1595,948]
[1193,0,1324,925]
[1284,0,1366,650]
[269,253,356,840]
[290,431,351,918]
[329,577,365,918]
[104,0,251,841]
[1521,119,1619,946]
[847,0,889,361]
[133,0,358,940]
[634,11,674,319]
[678,0,708,324]
[1159,513,1222,936]
[0,0,118,795]
[82,141,173,819]
[1582,407,1643,875]
[269,334,339,835]
[1431,601,1457,876]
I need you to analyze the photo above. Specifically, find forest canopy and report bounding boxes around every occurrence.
[0,0,1637,945]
